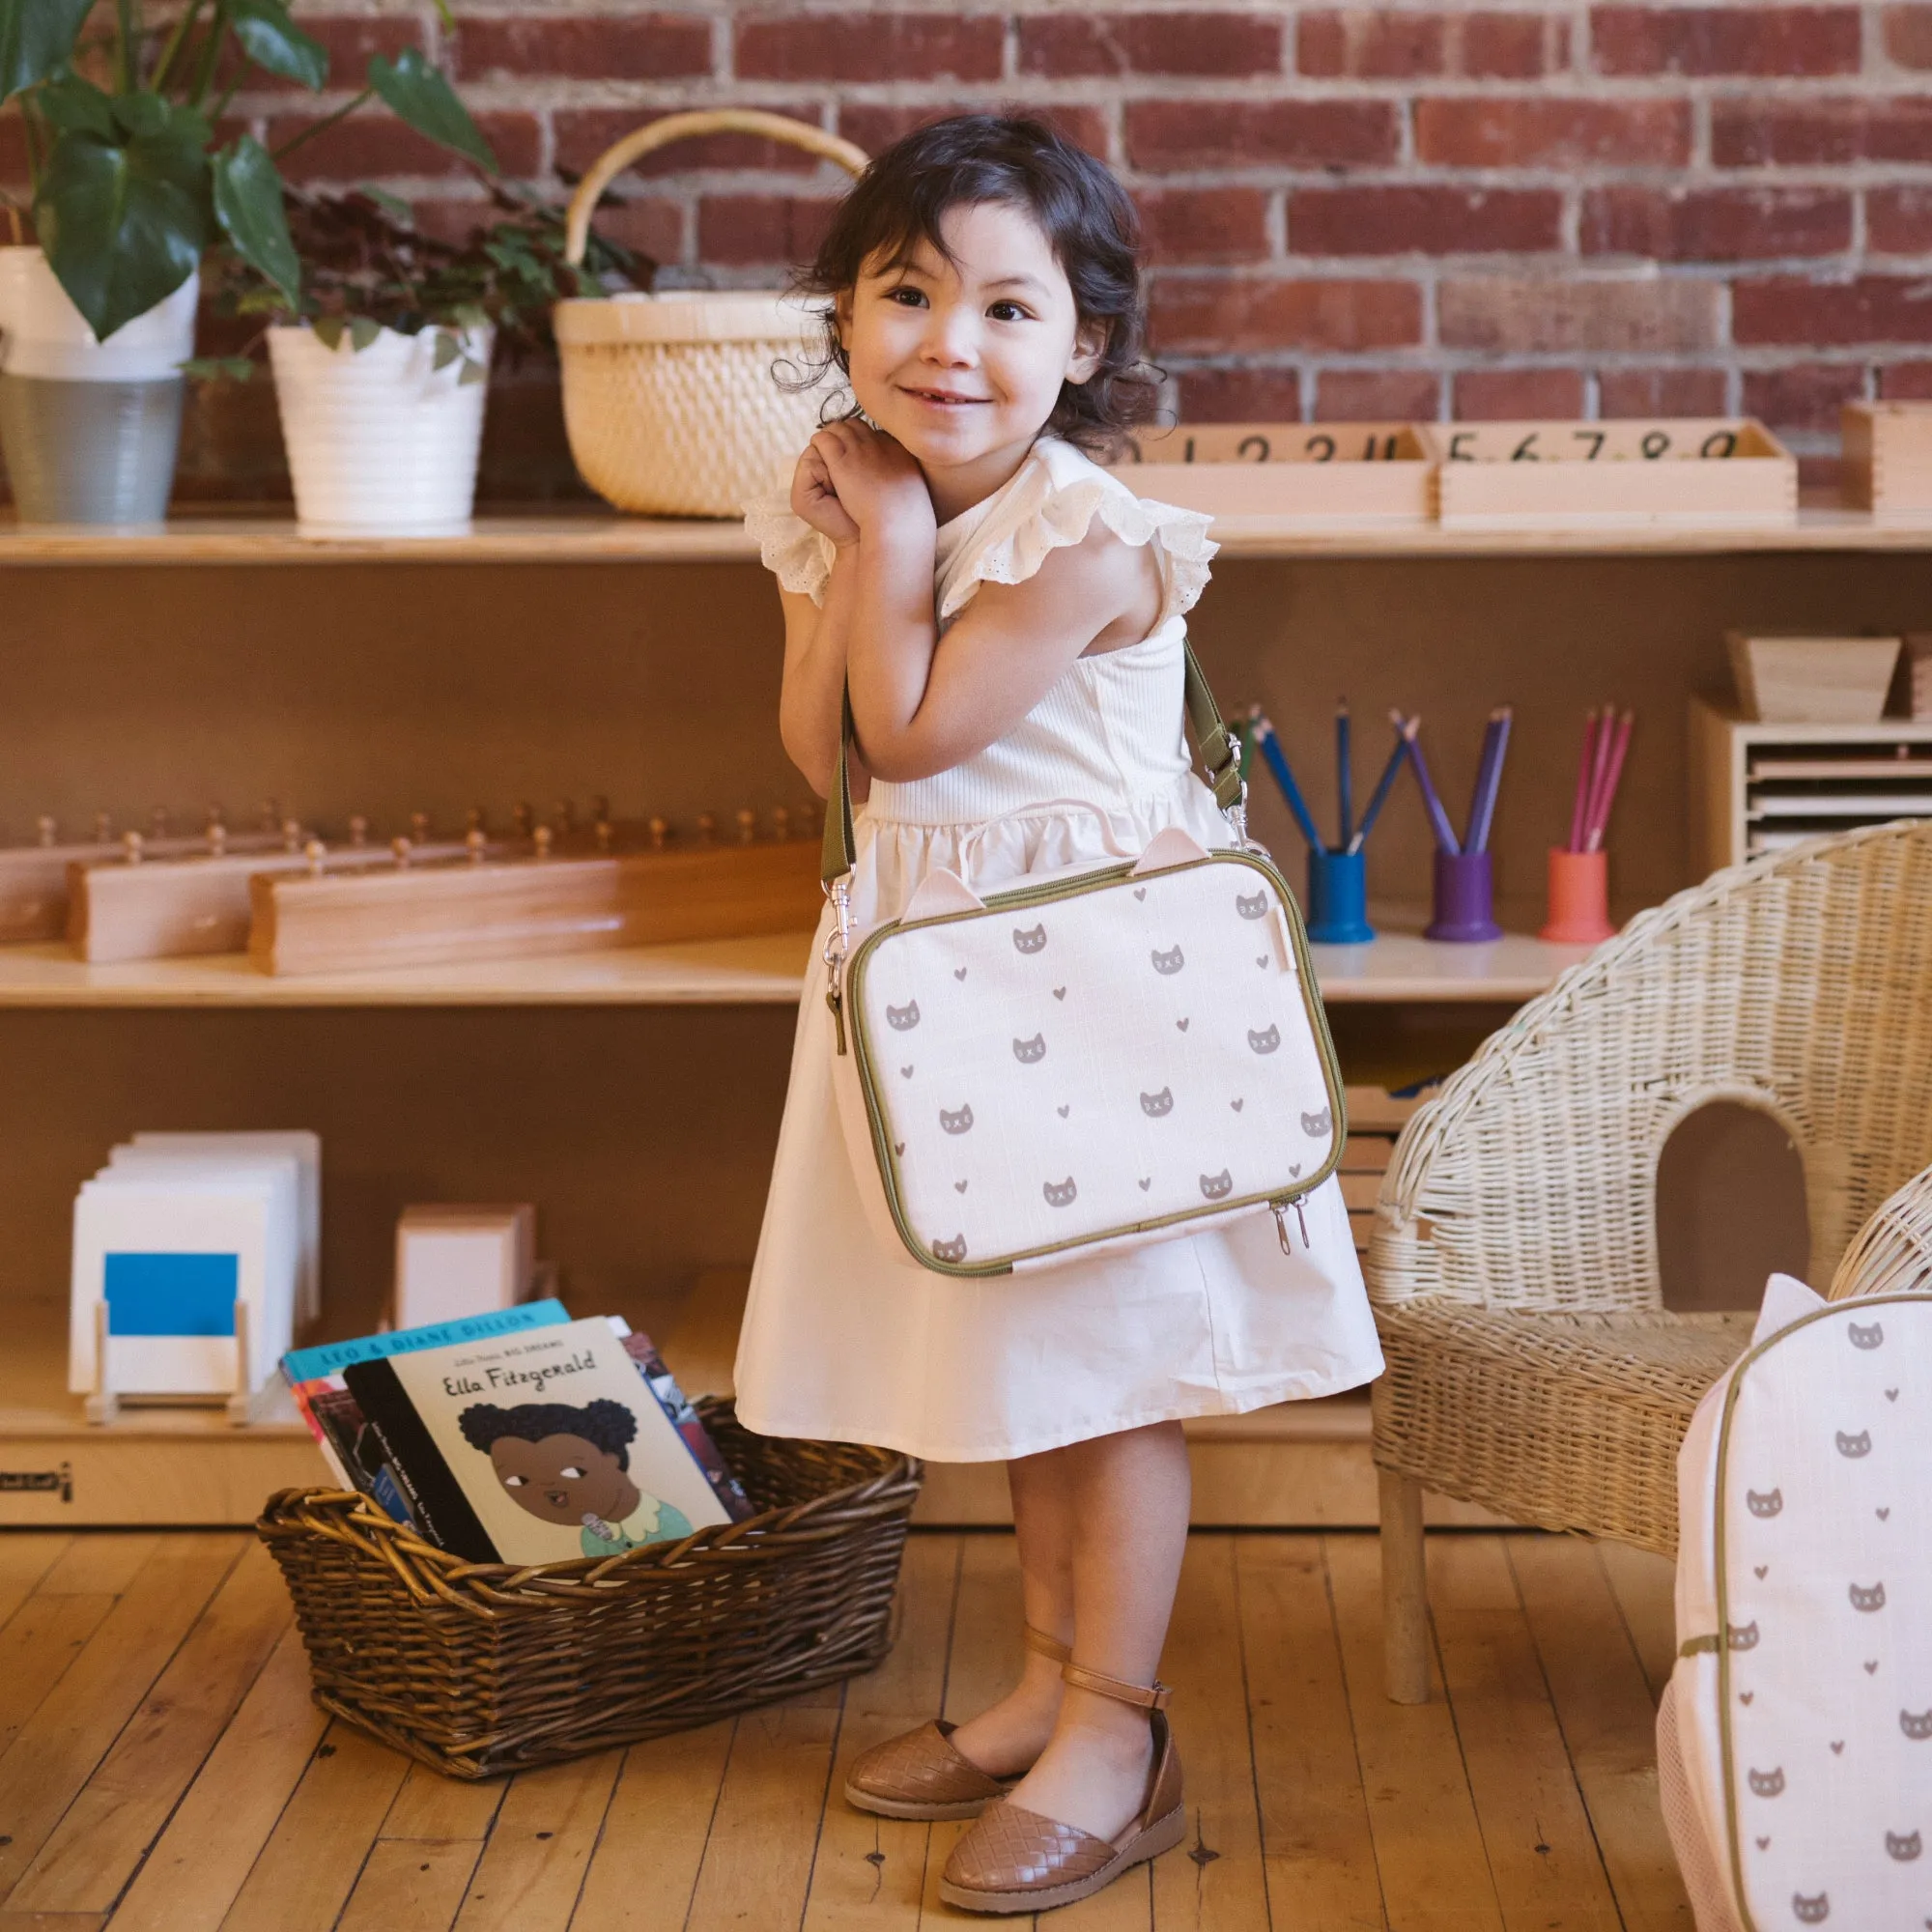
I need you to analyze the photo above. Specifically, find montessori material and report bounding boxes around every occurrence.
[1115,420,1433,524]
[1421,418,1797,528]
[557,112,867,517]
[1726,631,1903,725]
[1659,1271,1932,1932]
[1840,399,1932,518]
[393,1203,536,1329]
[822,651,1346,1276]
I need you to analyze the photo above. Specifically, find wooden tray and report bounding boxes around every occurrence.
[1418,418,1797,528]
[1114,421,1433,524]
[1841,402,1932,518]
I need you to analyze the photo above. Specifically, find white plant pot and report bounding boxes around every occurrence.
[268,323,493,540]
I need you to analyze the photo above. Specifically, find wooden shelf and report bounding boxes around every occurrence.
[5,497,1932,564]
[0,915,1586,1008]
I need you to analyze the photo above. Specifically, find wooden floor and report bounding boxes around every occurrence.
[0,1527,1691,1930]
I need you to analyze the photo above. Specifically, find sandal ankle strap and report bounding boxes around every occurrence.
[1023,1623,1072,1664]
[1060,1661,1173,1711]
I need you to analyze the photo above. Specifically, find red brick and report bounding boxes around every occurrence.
[697,195,840,268]
[1741,361,1867,429]
[454,14,712,81]
[212,14,421,93]
[0,107,27,188]
[268,109,540,181]
[1591,7,1860,75]
[1868,185,1932,253]
[1176,367,1304,421]
[1883,5,1932,65]
[1416,98,1690,168]
[1462,13,1551,76]
[1315,368,1442,419]
[1599,367,1730,415]
[1019,13,1282,77]
[1439,277,1721,354]
[1135,188,1270,266]
[1296,10,1445,75]
[1733,276,1932,345]
[554,106,827,178]
[556,195,684,269]
[1879,362,1932,398]
[1581,186,1852,260]
[1150,277,1422,354]
[409,197,496,247]
[1453,368,1586,418]
[839,102,1110,158]
[1712,95,1932,164]
[734,13,1002,82]
[1292,185,1560,256]
[1126,99,1399,170]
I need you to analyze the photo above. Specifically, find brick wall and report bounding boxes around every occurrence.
[13,0,1932,488]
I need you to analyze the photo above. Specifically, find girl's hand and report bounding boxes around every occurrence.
[805,421,933,546]
[791,440,861,548]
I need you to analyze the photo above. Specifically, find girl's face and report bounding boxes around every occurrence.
[839,200,1104,485]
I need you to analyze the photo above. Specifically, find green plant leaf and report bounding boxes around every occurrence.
[228,0,327,91]
[361,184,412,225]
[181,355,257,383]
[36,73,117,139]
[212,134,298,304]
[36,102,210,340]
[366,48,496,173]
[347,313,381,350]
[458,355,486,385]
[431,327,459,370]
[312,312,345,350]
[0,0,92,103]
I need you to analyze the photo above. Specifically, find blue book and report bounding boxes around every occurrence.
[280,1298,571,1386]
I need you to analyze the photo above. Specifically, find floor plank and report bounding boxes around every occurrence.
[338,1839,482,1932]
[0,1534,242,1904]
[30,1538,160,1597]
[800,1534,956,1931]
[1236,1536,1383,1932]
[1427,1538,1621,1932]
[382,1766,505,1846]
[0,1595,114,1762]
[1510,1541,1694,1932]
[451,1752,623,1932]
[109,1626,329,1932]
[1325,1533,1503,1931]
[0,1537,71,1630]
[14,1542,293,1914]
[1596,1545,1678,1703]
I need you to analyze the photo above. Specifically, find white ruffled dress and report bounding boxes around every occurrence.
[735,437,1382,1463]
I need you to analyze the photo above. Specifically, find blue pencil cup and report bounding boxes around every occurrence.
[1306,847,1374,945]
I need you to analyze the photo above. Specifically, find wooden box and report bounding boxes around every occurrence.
[1725,632,1902,725]
[1841,401,1932,517]
[1113,421,1433,524]
[1907,637,1932,722]
[1420,418,1797,528]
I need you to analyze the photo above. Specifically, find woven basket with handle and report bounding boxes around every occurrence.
[555,111,868,518]
[257,1400,921,1778]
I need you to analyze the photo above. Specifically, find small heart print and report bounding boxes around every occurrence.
[900,1065,914,1078]
[1879,1506,1891,1520]
[1740,1691,1753,1705]
[1231,1098,1244,1111]
[1756,1836,1771,1851]
[1138,1178,1151,1191]
[1886,1387,1899,1401]
[1133,887,1147,901]
[1177,1018,1190,1032]
[894,1142,905,1155]
[1865,1660,1879,1674]
[1053,986,1066,1000]
[954,967,967,980]
[954,1179,967,1193]
[1831,1741,1844,1754]
[1057,1104,1070,1119]
[1256,954,1268,967]
[1755,1565,1769,1578]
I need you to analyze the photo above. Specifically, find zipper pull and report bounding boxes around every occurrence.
[826,986,847,1056]
[1272,1196,1311,1253]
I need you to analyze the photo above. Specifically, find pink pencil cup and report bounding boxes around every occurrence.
[1540,848,1616,945]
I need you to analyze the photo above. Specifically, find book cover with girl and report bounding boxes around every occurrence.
[738,113,1382,1914]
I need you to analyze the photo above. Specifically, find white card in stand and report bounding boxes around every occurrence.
[124,1132,321,1323]
[394,1204,536,1329]
[70,1157,298,1402]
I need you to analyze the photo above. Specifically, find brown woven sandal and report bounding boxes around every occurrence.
[841,1624,1070,1822]
[938,1662,1186,1915]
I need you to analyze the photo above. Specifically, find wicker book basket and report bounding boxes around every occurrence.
[556,111,868,518]
[257,1402,921,1778]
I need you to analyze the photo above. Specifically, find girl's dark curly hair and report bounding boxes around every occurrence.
[458,1398,638,1469]
[793,114,1158,454]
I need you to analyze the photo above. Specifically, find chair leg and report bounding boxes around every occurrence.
[1378,1468,1431,1705]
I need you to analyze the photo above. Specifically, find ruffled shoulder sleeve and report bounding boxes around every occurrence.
[743,488,837,605]
[935,438,1217,627]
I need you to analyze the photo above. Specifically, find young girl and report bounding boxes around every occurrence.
[738,115,1381,1916]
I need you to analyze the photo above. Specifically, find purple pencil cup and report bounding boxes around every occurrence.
[1425,850,1502,943]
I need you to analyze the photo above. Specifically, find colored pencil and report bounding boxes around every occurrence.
[1585,709,1634,852]
[1568,707,1601,854]
[1401,711,1461,855]
[1346,717,1410,855]
[1581,702,1614,852]
[1465,713,1499,854]
[1467,706,1512,855]
[1336,701,1352,852]
[1255,716,1326,850]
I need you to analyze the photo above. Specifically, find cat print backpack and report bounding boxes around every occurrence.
[1657,1271,1932,1930]
[819,647,1346,1277]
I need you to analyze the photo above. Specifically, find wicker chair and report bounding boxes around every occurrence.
[1828,1155,1932,1302]
[1367,820,1932,1703]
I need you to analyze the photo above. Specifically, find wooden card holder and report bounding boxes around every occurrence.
[1841,402,1932,518]
[251,817,825,976]
[83,1296,274,1427]
[1419,418,1797,527]
[1113,421,1433,524]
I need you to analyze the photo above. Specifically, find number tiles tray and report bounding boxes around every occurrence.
[1114,421,1433,525]
[1418,417,1797,528]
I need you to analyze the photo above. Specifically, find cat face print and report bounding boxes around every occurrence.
[1042,1177,1078,1208]
[1791,1894,1829,1924]
[1140,1088,1174,1118]
[930,1234,968,1264]
[1747,1488,1783,1518]
[1301,1106,1331,1136]
[1236,890,1269,920]
[1012,923,1047,954]
[1200,1170,1234,1201]
[1746,1767,1784,1797]
[1728,1620,1760,1651]
[1848,1320,1884,1350]
[1248,1025,1281,1055]
[1849,1580,1887,1612]
[1886,1831,1921,1861]
[1151,945,1184,976]
[1837,1430,1872,1458]
[1012,1034,1046,1065]
[886,999,921,1031]
[1901,1708,1932,1741]
[940,1104,975,1135]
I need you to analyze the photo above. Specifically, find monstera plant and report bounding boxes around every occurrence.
[0,0,496,342]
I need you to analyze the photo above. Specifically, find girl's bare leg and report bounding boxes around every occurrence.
[1001,1420,1191,1838]
[945,1444,1075,1775]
